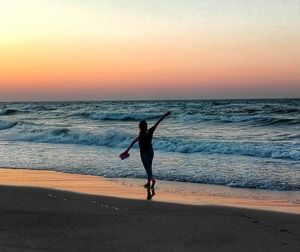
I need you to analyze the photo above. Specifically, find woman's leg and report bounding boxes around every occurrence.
[147,150,156,188]
[141,150,154,187]
[141,153,151,187]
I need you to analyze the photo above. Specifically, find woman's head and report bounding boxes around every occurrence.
[139,120,148,133]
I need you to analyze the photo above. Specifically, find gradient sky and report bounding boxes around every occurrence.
[0,0,299,101]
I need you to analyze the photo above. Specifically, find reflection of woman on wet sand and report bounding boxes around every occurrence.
[120,111,171,189]
[146,187,155,200]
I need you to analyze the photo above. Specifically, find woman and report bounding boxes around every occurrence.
[120,111,171,188]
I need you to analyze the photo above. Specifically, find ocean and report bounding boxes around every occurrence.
[0,99,299,192]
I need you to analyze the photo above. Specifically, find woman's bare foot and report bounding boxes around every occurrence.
[151,179,156,189]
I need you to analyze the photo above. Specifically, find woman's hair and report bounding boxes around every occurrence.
[139,120,148,134]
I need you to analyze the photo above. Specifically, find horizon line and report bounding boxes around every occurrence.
[1,96,299,103]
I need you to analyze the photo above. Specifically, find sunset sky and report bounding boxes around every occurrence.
[0,0,299,101]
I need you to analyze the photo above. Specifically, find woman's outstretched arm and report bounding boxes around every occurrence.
[152,111,171,130]
[119,136,139,159]
[125,136,139,153]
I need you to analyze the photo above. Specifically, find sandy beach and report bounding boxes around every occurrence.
[0,168,299,251]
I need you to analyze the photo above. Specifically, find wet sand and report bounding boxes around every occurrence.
[0,168,299,214]
[0,168,300,251]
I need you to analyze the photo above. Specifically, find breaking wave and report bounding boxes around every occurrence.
[0,109,21,115]
[178,113,300,126]
[0,121,18,130]
[8,128,300,161]
[69,111,161,121]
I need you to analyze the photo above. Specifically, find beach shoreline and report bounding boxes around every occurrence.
[0,167,299,214]
[0,167,300,251]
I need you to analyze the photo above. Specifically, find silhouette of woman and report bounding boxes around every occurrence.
[120,111,171,188]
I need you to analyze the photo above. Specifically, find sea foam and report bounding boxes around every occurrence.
[8,128,300,161]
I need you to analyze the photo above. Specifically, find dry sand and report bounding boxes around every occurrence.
[0,168,299,251]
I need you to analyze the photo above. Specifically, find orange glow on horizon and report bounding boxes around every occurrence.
[1,38,299,90]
